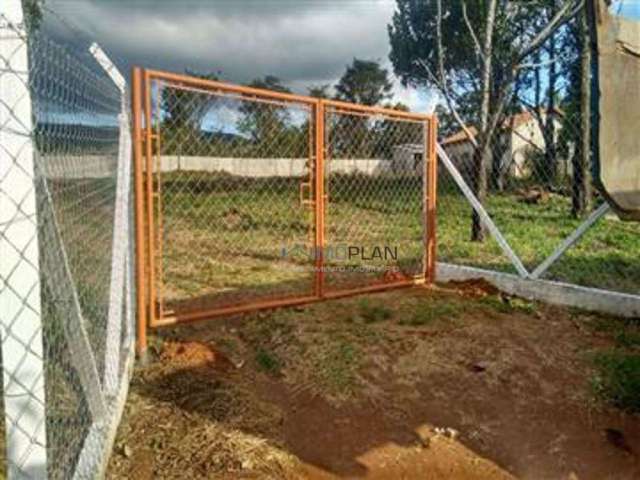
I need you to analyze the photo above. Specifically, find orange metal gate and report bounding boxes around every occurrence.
[132,68,437,355]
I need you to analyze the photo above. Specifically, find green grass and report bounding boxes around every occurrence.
[156,171,640,308]
[437,185,640,293]
[615,330,640,350]
[255,348,282,375]
[399,299,462,326]
[582,314,640,412]
[581,314,640,344]
[319,340,360,394]
[358,299,393,323]
[592,352,640,412]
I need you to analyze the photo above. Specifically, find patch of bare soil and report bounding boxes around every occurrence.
[107,286,640,479]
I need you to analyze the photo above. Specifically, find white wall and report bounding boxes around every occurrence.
[509,114,565,177]
[42,155,422,180]
[158,156,414,177]
[442,114,566,180]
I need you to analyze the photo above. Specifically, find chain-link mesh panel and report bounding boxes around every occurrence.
[433,5,640,295]
[324,107,429,291]
[436,166,520,275]
[152,81,316,318]
[31,32,120,479]
[543,205,640,293]
[1,9,132,479]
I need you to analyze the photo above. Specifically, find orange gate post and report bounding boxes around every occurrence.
[143,69,158,327]
[314,100,325,298]
[131,67,147,357]
[426,117,438,283]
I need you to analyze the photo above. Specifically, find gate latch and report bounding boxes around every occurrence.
[299,182,314,207]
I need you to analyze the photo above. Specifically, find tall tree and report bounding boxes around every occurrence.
[247,75,291,95]
[308,84,331,99]
[434,104,458,138]
[389,0,582,241]
[238,76,291,144]
[161,70,220,156]
[374,101,422,159]
[161,70,219,129]
[331,60,394,158]
[334,58,393,106]
[517,0,567,188]
[238,76,305,156]
[572,4,593,215]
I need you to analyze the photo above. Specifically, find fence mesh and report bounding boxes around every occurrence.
[426,3,640,296]
[1,0,637,476]
[324,107,428,291]
[151,81,316,318]
[0,9,133,479]
[144,76,435,323]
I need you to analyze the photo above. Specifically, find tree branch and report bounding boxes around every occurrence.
[462,1,485,63]
[415,58,479,148]
[432,0,480,148]
[517,0,584,61]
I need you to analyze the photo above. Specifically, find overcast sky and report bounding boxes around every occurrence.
[45,0,434,113]
[42,0,639,114]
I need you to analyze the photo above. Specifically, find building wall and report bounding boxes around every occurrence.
[442,114,565,181]
[391,146,425,174]
[510,115,551,177]
[154,156,410,177]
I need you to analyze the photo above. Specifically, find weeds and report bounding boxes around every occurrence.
[358,299,393,323]
[255,348,281,375]
[319,341,359,395]
[479,295,536,314]
[615,330,640,350]
[582,314,640,412]
[399,300,461,326]
[592,351,640,412]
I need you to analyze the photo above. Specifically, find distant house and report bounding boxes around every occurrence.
[391,144,424,174]
[441,109,565,179]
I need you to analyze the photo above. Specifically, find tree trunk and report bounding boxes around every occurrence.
[544,24,558,187]
[572,5,593,216]
[471,0,497,242]
[472,140,492,240]
[490,68,507,192]
[533,49,545,183]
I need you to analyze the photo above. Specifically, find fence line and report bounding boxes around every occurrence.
[433,4,640,301]
[0,0,135,477]
[0,0,637,477]
[438,263,640,318]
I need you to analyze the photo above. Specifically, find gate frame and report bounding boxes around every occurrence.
[132,68,437,356]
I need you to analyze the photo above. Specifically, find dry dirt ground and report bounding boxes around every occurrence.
[107,282,640,479]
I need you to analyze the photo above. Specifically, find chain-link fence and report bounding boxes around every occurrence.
[146,76,318,323]
[1,0,635,475]
[411,2,640,311]
[137,71,436,328]
[0,1,134,478]
[324,104,431,292]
